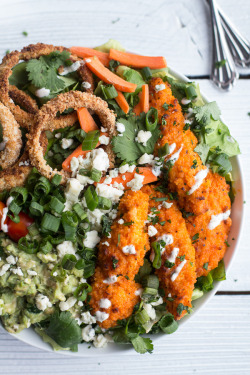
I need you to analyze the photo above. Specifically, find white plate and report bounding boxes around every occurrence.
[5,67,245,356]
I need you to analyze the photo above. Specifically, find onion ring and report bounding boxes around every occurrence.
[27,91,116,184]
[0,102,22,170]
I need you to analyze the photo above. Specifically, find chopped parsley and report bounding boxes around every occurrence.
[203,262,209,270]
[162,102,169,110]
[165,260,175,268]
[191,159,198,169]
[178,255,186,262]
[112,257,118,269]
[192,233,199,243]
[176,303,190,316]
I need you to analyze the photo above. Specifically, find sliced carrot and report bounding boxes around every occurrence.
[85,56,137,93]
[97,167,157,188]
[109,49,167,69]
[115,91,130,114]
[62,145,91,172]
[133,84,149,115]
[77,107,98,132]
[70,47,110,66]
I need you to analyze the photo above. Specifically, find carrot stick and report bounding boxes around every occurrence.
[109,49,167,69]
[85,56,137,93]
[62,145,91,172]
[70,47,110,67]
[77,107,98,132]
[115,91,130,114]
[133,92,142,116]
[133,84,149,115]
[97,167,157,188]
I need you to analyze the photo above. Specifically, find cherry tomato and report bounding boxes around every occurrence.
[0,201,8,231]
[7,212,34,242]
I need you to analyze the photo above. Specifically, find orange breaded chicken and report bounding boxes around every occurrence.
[143,185,196,320]
[89,267,140,329]
[97,190,150,279]
[149,77,232,277]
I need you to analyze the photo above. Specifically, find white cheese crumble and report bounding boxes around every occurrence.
[119,164,135,174]
[103,275,117,284]
[65,178,82,202]
[155,84,165,92]
[83,230,100,248]
[99,135,110,145]
[6,255,17,265]
[118,219,124,225]
[143,303,156,320]
[27,270,37,276]
[135,130,152,146]
[188,167,208,195]
[35,88,50,98]
[59,61,81,75]
[126,173,144,191]
[90,148,110,172]
[148,225,158,237]
[81,311,96,324]
[57,241,77,258]
[11,267,23,277]
[135,288,143,296]
[82,81,92,90]
[61,138,74,149]
[93,334,109,348]
[162,201,173,209]
[208,210,231,230]
[138,153,154,165]
[36,294,52,311]
[109,168,119,178]
[116,122,125,133]
[96,183,124,204]
[122,245,136,255]
[96,311,109,322]
[158,234,174,246]
[171,259,187,282]
[0,264,10,276]
[101,126,107,132]
[82,325,95,342]
[59,296,77,311]
[101,241,110,247]
[99,298,111,309]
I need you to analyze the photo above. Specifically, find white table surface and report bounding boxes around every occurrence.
[0,0,250,374]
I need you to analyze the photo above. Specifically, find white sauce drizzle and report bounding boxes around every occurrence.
[122,245,136,255]
[208,210,231,230]
[168,144,183,164]
[188,167,208,195]
[103,275,117,284]
[181,98,191,105]
[167,247,179,263]
[59,61,81,75]
[35,88,50,98]
[168,143,176,155]
[155,84,165,92]
[171,259,187,282]
[1,196,14,232]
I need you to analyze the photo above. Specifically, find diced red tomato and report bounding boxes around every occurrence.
[7,212,34,242]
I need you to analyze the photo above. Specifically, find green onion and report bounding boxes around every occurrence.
[75,259,85,270]
[39,240,52,254]
[101,84,118,99]
[135,309,150,325]
[79,168,102,182]
[34,176,51,198]
[18,237,39,254]
[185,84,197,100]
[51,174,62,186]
[26,168,40,191]
[8,200,21,215]
[7,213,20,223]
[151,241,162,269]
[97,196,112,210]
[28,223,39,237]
[49,196,65,214]
[159,313,178,334]
[83,260,95,278]
[41,213,61,233]
[145,108,158,131]
[61,211,78,241]
[158,143,170,157]
[84,186,99,211]
[72,203,87,221]
[82,130,100,151]
[29,202,44,216]
[10,187,28,205]
[51,265,66,281]
[141,67,152,81]
[73,283,92,301]
[142,287,158,299]
[61,254,77,270]
[0,190,7,201]
[142,275,159,289]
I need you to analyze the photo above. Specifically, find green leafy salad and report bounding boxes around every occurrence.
[0,39,240,354]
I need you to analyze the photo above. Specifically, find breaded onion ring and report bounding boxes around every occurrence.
[0,43,94,129]
[0,102,22,170]
[27,91,116,184]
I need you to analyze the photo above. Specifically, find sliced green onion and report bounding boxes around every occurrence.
[26,168,40,191]
[146,107,158,131]
[41,213,61,233]
[10,187,28,205]
[159,313,178,334]
[158,143,170,157]
[72,203,87,221]
[82,130,100,151]
[83,260,95,278]
[61,211,78,241]
[75,259,85,270]
[18,237,39,254]
[73,283,92,301]
[39,240,53,254]
[141,67,152,81]
[79,168,102,182]
[142,275,159,290]
[97,196,112,210]
[34,176,51,198]
[28,223,39,237]
[101,84,118,99]
[29,202,44,216]
[49,196,65,214]
[142,287,158,299]
[7,213,20,223]
[135,309,150,325]
[51,174,62,186]
[0,190,7,201]
[151,241,162,269]
[61,254,77,270]
[185,84,197,100]
[84,186,99,211]
[8,200,21,215]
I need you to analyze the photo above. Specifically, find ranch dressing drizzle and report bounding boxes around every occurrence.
[167,247,179,263]
[168,144,183,165]
[188,167,208,195]
[208,210,231,230]
[1,196,14,233]
[171,259,187,282]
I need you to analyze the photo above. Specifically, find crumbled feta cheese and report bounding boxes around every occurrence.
[103,176,112,184]
[109,168,119,178]
[148,225,158,237]
[57,241,77,258]
[6,255,17,265]
[59,61,81,76]
[59,296,77,311]
[101,241,110,247]
[155,84,165,92]
[112,182,124,191]
[116,122,125,133]
[158,234,174,246]
[135,288,143,296]
[162,201,173,209]
[119,164,136,174]
[122,175,126,181]
[109,209,118,220]
[135,130,152,146]
[101,126,107,132]
[96,183,124,204]
[70,157,79,174]
[35,87,50,98]
[96,311,109,322]
[126,173,144,191]
[0,264,10,276]
[61,138,74,149]
[86,208,104,229]
[122,245,136,255]
[99,135,110,145]
[27,270,37,276]
[36,294,52,311]
[11,267,23,277]
[143,303,156,320]
[103,276,117,284]
[93,334,109,348]
[65,178,83,202]
[118,219,124,225]
[99,298,111,309]
[83,230,100,248]
[82,81,92,90]
[82,325,95,342]
[81,311,96,324]
[138,153,154,165]
[91,148,110,172]
[55,133,61,139]
[78,301,83,307]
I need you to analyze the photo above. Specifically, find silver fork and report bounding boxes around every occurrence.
[208,0,238,91]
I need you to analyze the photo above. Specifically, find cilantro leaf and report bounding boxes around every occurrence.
[193,101,221,125]
[45,311,82,349]
[123,68,145,88]
[194,144,210,164]
[130,336,153,354]
[112,114,160,162]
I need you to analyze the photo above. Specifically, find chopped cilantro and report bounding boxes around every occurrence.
[165,259,175,268]
[178,255,186,261]
[109,59,120,72]
[101,215,112,237]
[112,257,118,269]
[193,101,221,125]
[167,219,171,223]
[182,210,194,219]
[192,233,199,243]
[203,262,208,270]
[176,303,190,316]
[191,159,198,169]
[163,102,169,110]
